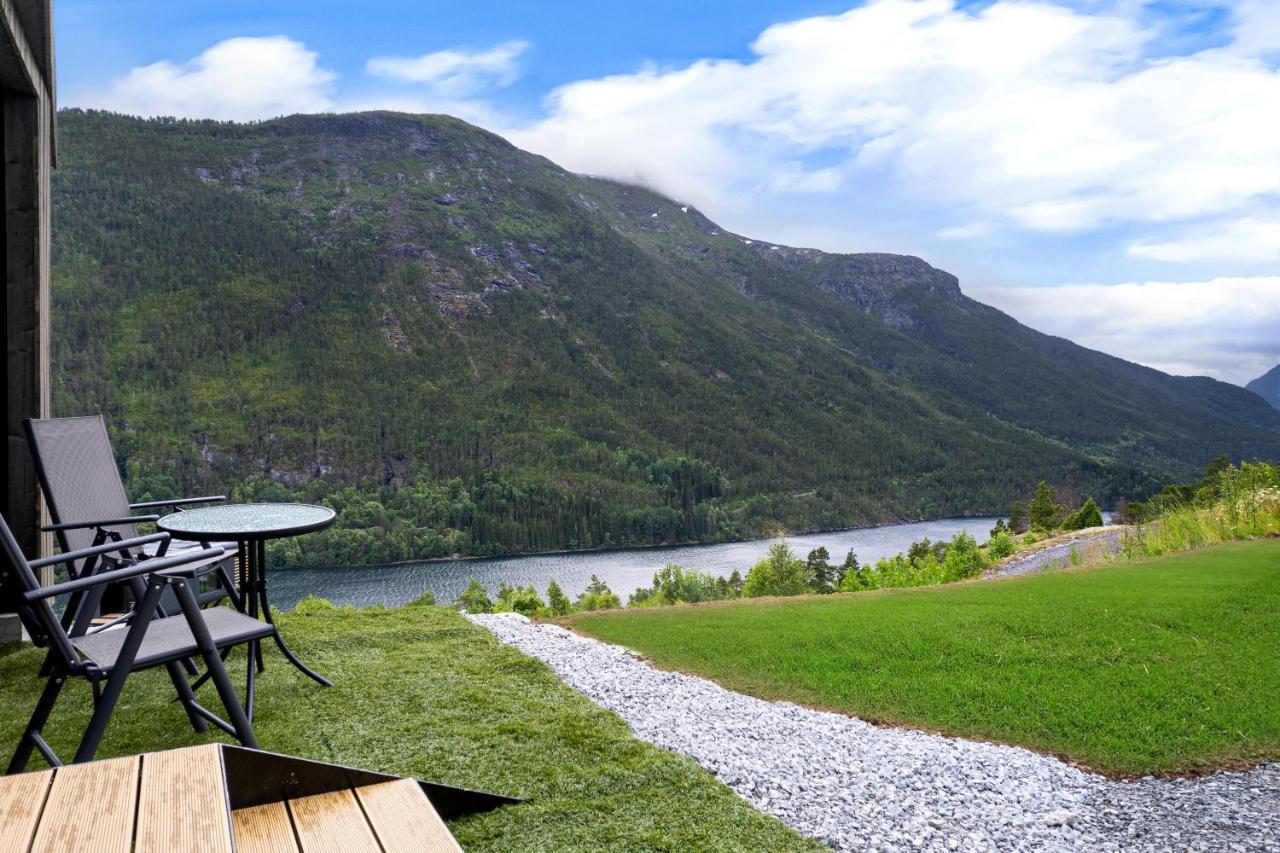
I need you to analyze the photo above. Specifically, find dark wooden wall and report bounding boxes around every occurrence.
[0,0,53,614]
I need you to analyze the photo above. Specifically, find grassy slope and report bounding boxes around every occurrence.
[0,602,818,851]
[570,540,1280,776]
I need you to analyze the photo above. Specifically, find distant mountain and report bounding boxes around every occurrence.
[1247,365,1280,410]
[47,110,1280,563]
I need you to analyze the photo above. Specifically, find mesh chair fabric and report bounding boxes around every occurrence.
[27,416,139,558]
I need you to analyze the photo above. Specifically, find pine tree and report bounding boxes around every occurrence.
[453,579,493,613]
[1029,481,1062,532]
[806,546,835,593]
[1009,501,1029,533]
[839,549,861,589]
[546,580,572,616]
[1062,497,1103,531]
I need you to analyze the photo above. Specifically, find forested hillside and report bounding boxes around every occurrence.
[1248,365,1280,410]
[50,110,1280,565]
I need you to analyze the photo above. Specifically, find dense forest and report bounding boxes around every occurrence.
[49,110,1280,566]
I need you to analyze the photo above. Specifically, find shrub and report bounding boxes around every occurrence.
[409,590,437,607]
[496,584,545,616]
[743,541,810,597]
[546,580,573,616]
[577,574,622,611]
[1029,481,1064,532]
[1062,497,1104,531]
[629,563,729,606]
[454,580,493,613]
[987,530,1017,559]
[940,532,990,580]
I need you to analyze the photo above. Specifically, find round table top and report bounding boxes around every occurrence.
[157,502,336,541]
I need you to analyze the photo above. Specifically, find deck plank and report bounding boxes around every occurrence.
[136,744,233,853]
[288,788,380,853]
[0,768,54,853]
[355,779,462,853]
[31,755,139,853]
[232,801,301,853]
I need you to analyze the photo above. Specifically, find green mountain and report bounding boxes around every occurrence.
[49,110,1280,565]
[1247,365,1280,410]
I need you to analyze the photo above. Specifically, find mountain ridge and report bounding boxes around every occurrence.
[1248,365,1280,410]
[48,108,1280,563]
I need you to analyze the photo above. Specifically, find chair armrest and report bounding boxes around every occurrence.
[42,515,159,532]
[28,532,170,570]
[153,550,229,581]
[129,495,226,510]
[25,547,225,600]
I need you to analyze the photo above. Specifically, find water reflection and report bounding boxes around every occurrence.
[271,516,1000,610]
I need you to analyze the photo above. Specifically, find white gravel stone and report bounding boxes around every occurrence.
[471,612,1280,852]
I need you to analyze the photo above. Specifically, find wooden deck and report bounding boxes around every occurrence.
[0,745,462,852]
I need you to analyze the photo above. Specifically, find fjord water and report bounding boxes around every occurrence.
[272,517,999,609]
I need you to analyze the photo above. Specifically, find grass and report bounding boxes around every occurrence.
[569,539,1280,777]
[0,599,820,851]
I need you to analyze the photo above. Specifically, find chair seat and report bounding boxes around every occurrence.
[72,608,274,672]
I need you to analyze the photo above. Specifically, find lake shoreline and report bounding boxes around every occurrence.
[286,512,1000,572]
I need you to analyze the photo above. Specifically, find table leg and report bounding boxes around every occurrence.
[245,539,259,720]
[255,539,332,688]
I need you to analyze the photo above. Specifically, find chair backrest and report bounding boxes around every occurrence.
[0,513,80,669]
[25,416,139,560]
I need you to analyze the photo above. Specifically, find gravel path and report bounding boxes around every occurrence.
[987,528,1126,579]
[473,613,1280,852]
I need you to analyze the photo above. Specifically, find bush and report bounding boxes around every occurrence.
[546,580,573,616]
[987,530,1017,559]
[1029,481,1064,532]
[577,575,622,611]
[1062,497,1104,531]
[454,579,494,613]
[629,563,732,606]
[496,583,546,616]
[409,590,437,607]
[743,541,810,597]
[940,532,989,580]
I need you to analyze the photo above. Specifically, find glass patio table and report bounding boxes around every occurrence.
[157,502,336,718]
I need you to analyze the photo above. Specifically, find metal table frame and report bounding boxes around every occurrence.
[157,503,336,718]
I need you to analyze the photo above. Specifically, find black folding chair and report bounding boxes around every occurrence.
[25,415,241,620]
[1,514,272,773]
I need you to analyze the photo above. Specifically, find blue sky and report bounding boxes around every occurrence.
[55,0,1280,385]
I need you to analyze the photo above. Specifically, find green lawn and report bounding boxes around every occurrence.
[570,540,1280,777]
[0,600,819,851]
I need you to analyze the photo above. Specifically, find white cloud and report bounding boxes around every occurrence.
[1230,0,1280,58]
[938,221,995,241]
[506,0,1280,257]
[93,37,336,120]
[971,277,1280,384]
[367,41,528,98]
[1130,217,1280,264]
